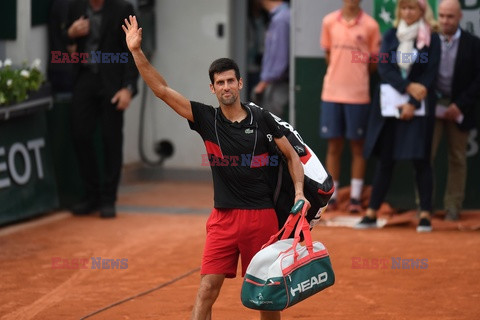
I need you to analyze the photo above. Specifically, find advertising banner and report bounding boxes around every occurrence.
[0,110,58,225]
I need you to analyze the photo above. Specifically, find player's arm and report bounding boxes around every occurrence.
[122,15,193,122]
[274,136,311,211]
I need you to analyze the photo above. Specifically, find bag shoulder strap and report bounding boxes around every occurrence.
[248,103,273,139]
[247,103,284,204]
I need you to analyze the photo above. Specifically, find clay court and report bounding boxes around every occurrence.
[1,178,479,320]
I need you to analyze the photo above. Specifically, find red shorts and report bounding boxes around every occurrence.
[201,208,279,278]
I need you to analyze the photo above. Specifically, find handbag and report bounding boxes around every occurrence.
[241,201,335,311]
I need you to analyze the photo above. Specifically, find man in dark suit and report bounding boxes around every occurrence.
[67,0,138,218]
[48,0,75,93]
[433,0,480,220]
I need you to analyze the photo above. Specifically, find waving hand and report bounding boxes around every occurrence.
[121,15,193,121]
[122,15,142,52]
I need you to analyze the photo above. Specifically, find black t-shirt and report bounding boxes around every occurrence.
[188,101,284,209]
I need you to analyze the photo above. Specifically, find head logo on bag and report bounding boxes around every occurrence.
[290,271,328,297]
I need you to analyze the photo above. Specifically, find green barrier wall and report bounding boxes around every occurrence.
[294,57,480,210]
[0,110,59,225]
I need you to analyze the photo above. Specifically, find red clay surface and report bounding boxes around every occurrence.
[1,180,479,320]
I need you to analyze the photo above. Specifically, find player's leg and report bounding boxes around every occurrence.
[192,208,239,319]
[238,208,278,276]
[260,310,281,320]
[191,274,225,320]
[238,208,280,319]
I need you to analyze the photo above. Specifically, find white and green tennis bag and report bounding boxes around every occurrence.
[241,203,335,310]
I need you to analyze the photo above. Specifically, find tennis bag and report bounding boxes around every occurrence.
[241,201,335,310]
[248,102,334,229]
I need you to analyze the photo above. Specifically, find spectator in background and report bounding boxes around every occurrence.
[432,0,480,221]
[356,0,440,232]
[67,0,138,218]
[253,0,290,119]
[48,0,75,94]
[319,0,381,213]
[247,0,268,94]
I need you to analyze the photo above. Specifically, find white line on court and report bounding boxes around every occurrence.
[0,211,70,237]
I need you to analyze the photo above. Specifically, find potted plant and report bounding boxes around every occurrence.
[0,58,52,121]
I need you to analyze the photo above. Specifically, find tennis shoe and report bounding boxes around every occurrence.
[348,198,363,213]
[416,218,432,233]
[354,216,377,229]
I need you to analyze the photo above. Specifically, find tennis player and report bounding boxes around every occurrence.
[123,15,310,320]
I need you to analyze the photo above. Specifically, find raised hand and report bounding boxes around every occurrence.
[122,15,142,52]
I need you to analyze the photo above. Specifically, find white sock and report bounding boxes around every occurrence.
[331,180,339,200]
[350,178,364,200]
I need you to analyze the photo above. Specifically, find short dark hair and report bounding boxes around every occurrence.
[208,58,241,84]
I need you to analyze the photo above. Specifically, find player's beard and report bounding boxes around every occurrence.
[219,91,238,106]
